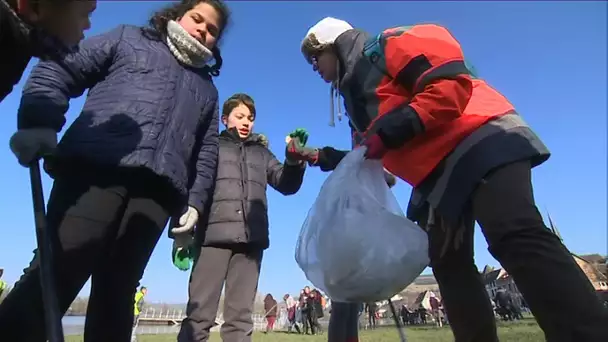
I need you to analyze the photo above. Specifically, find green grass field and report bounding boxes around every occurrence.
[65,318,543,341]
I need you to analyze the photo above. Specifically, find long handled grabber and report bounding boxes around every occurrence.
[388,298,407,342]
[239,303,278,342]
[30,160,65,342]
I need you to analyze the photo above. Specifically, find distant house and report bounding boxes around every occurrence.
[400,274,440,298]
[375,290,439,317]
[578,254,607,278]
[382,291,434,313]
[482,253,608,299]
[396,274,440,307]
[482,267,520,299]
[545,214,608,291]
[412,290,440,311]
[574,254,608,291]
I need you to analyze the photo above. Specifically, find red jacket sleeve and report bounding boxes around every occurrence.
[370,24,473,149]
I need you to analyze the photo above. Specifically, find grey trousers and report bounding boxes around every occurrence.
[178,244,263,342]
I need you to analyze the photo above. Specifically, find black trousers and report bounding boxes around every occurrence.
[427,161,608,342]
[367,310,376,329]
[326,161,608,342]
[327,302,359,341]
[302,307,317,334]
[0,167,173,342]
[178,244,263,342]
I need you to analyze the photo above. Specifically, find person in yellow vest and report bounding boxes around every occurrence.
[133,286,147,325]
[0,269,7,299]
[130,286,147,342]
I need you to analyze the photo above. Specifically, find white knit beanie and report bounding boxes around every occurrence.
[301,17,353,62]
[301,17,354,126]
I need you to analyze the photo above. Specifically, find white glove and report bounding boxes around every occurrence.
[170,206,199,235]
[9,128,57,167]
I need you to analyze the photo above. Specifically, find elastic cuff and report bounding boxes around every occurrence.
[308,149,320,165]
[285,158,304,166]
[187,199,204,217]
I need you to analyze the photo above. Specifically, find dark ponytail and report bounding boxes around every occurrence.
[207,46,223,76]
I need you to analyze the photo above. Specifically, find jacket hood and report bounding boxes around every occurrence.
[321,28,370,127]
[333,28,370,90]
[220,128,269,148]
[300,18,369,127]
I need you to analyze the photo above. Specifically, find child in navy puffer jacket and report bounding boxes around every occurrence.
[0,1,230,341]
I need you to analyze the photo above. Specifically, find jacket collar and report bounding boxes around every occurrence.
[220,128,268,147]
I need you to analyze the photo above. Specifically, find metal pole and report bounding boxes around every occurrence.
[388,299,406,342]
[30,161,64,341]
[239,303,278,342]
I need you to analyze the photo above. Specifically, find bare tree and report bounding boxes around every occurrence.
[67,297,89,316]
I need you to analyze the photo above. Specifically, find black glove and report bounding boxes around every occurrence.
[313,147,348,172]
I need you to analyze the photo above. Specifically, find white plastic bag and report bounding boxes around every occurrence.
[295,147,429,303]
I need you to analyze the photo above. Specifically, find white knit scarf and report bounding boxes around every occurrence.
[165,20,213,68]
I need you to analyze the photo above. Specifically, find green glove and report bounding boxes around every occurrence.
[172,247,193,271]
[285,128,315,164]
[288,128,309,146]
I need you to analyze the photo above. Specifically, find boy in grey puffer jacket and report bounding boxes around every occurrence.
[174,93,309,342]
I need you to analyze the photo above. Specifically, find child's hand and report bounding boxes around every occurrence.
[171,206,198,234]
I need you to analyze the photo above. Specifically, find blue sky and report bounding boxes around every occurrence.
[0,1,606,304]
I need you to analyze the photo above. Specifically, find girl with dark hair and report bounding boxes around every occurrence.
[263,294,278,333]
[300,286,317,335]
[1,1,230,341]
[146,0,228,76]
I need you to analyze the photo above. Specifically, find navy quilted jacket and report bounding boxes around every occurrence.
[16,25,220,215]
